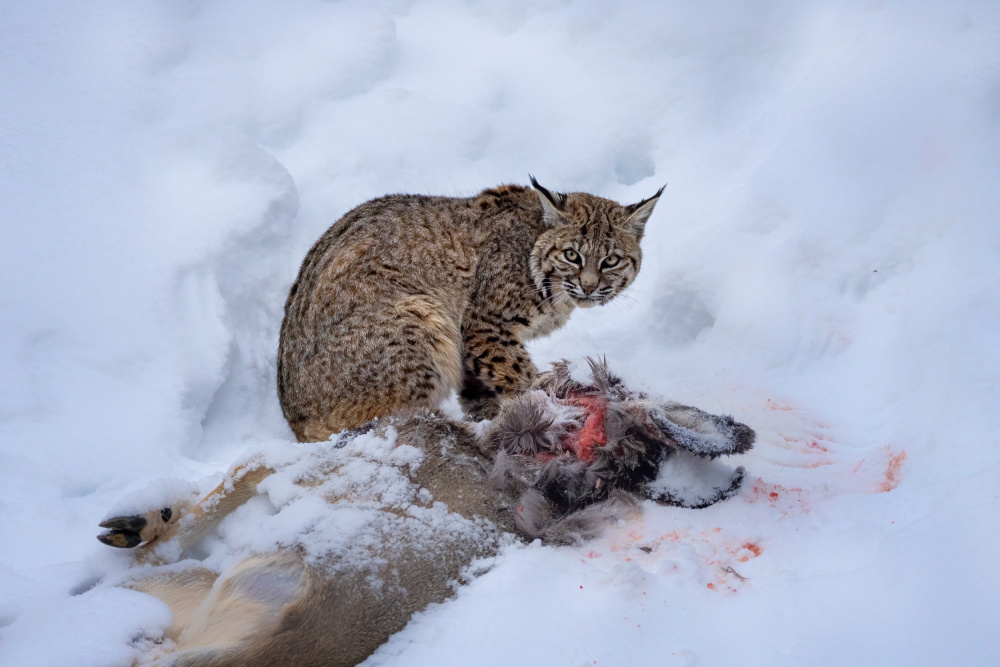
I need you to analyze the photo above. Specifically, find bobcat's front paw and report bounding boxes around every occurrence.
[98,507,176,549]
[462,397,500,422]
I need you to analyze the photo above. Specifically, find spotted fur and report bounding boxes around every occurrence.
[278,181,663,441]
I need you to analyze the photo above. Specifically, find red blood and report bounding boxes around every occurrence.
[563,396,607,463]
[878,450,908,493]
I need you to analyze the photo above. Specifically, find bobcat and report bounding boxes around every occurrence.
[278,178,663,442]
[99,360,753,667]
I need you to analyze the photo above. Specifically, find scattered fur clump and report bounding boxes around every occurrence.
[483,358,754,543]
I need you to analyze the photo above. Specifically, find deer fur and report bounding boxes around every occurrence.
[99,360,753,666]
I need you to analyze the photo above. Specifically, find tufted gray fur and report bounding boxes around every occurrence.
[484,358,754,523]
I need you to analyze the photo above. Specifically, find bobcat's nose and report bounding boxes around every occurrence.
[579,272,599,295]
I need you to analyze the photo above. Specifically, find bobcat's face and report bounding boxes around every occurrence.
[539,217,640,308]
[530,180,663,309]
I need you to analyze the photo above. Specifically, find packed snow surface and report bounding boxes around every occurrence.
[1,1,998,665]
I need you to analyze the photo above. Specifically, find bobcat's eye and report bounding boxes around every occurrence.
[601,255,621,269]
[563,249,581,264]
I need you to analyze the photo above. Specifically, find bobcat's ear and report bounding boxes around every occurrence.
[530,175,567,226]
[622,184,666,240]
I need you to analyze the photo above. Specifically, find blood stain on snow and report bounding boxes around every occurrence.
[733,542,763,562]
[748,478,807,514]
[801,460,835,469]
[753,395,908,497]
[605,397,906,600]
[757,419,837,470]
[878,449,907,492]
[850,446,907,493]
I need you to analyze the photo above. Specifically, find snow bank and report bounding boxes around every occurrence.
[1,0,998,665]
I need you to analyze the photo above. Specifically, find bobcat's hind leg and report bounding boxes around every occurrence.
[292,295,464,442]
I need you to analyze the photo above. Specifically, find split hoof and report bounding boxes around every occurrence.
[97,508,172,549]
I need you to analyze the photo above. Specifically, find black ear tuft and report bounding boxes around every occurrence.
[622,184,666,239]
[529,175,557,203]
[623,184,666,215]
[529,175,568,226]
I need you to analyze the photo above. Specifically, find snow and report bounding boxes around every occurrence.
[1,0,998,665]
[199,431,500,577]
